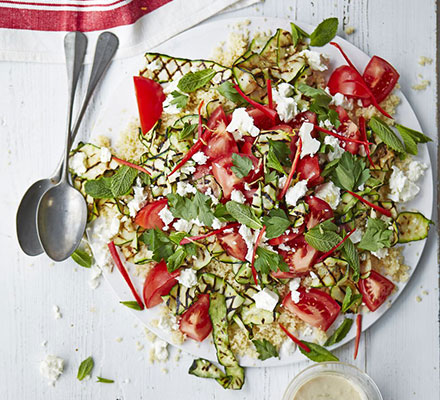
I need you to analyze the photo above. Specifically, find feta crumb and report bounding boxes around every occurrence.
[176,181,197,196]
[190,217,204,227]
[211,218,225,230]
[52,305,62,320]
[146,58,162,71]
[289,278,301,303]
[272,83,298,122]
[350,228,364,244]
[70,151,87,175]
[231,189,246,203]
[192,151,208,165]
[278,175,287,189]
[331,92,353,110]
[299,50,329,71]
[315,182,341,209]
[40,355,64,386]
[407,160,427,182]
[238,224,258,262]
[285,180,308,207]
[99,147,112,163]
[324,135,345,161]
[372,247,389,259]
[180,163,196,175]
[299,122,321,158]
[388,165,420,202]
[158,312,179,333]
[127,181,148,217]
[176,268,198,288]
[226,108,260,140]
[153,339,169,362]
[252,287,279,312]
[279,339,297,358]
[158,206,174,227]
[173,218,192,232]
[278,243,293,252]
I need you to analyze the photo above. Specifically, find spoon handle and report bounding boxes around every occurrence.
[60,32,87,182]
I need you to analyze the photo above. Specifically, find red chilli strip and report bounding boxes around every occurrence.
[266,79,274,109]
[197,100,204,139]
[359,116,376,168]
[315,125,373,146]
[346,190,392,218]
[354,314,362,360]
[179,223,240,245]
[330,42,392,119]
[112,156,151,176]
[250,226,266,286]
[108,241,145,310]
[279,323,311,353]
[233,83,278,121]
[278,138,302,200]
[316,228,356,263]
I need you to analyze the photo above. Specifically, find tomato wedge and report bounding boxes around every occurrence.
[297,155,324,187]
[268,225,305,246]
[134,198,168,230]
[305,196,334,229]
[207,105,228,130]
[358,270,395,312]
[282,287,341,331]
[133,76,166,135]
[363,56,400,104]
[179,294,212,342]
[143,260,180,308]
[216,227,248,261]
[204,122,238,160]
[247,108,276,130]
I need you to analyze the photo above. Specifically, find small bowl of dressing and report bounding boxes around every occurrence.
[282,362,383,400]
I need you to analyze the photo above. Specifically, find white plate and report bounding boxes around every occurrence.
[89,17,433,367]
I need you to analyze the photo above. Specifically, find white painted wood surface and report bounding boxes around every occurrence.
[0,0,438,399]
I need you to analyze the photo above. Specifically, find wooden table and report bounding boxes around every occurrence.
[0,0,438,398]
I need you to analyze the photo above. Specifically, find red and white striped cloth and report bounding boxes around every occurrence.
[0,0,261,62]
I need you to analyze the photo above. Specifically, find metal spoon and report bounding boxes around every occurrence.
[16,32,119,256]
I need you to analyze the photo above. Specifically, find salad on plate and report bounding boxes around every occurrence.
[69,18,432,389]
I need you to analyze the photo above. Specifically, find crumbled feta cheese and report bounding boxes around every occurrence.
[331,92,353,110]
[40,355,64,386]
[350,228,364,244]
[190,217,204,227]
[285,180,308,207]
[226,108,260,140]
[99,147,112,163]
[303,326,313,337]
[238,224,258,262]
[173,219,192,232]
[180,163,196,175]
[158,206,174,227]
[153,339,169,361]
[176,181,197,196]
[278,175,287,189]
[158,312,179,333]
[319,119,334,130]
[279,339,297,358]
[211,218,225,230]
[299,122,321,158]
[278,243,293,252]
[231,189,246,203]
[177,268,198,288]
[272,83,297,123]
[388,165,420,202]
[70,151,87,175]
[407,160,427,182]
[109,216,120,238]
[289,278,301,303]
[127,180,148,217]
[205,187,219,205]
[52,305,62,320]
[162,77,185,114]
[372,248,389,259]
[252,287,279,312]
[299,50,329,71]
[192,151,208,165]
[315,182,341,209]
[324,135,345,161]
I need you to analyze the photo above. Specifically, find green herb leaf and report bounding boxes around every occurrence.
[395,124,432,155]
[328,108,341,129]
[304,221,341,252]
[217,81,248,106]
[254,247,289,274]
[97,377,114,383]
[77,356,94,381]
[264,170,278,184]
[252,339,279,360]
[341,286,363,313]
[71,249,92,268]
[110,165,138,198]
[170,90,189,109]
[84,177,113,199]
[342,238,360,282]
[266,147,285,174]
[120,301,143,310]
[369,117,405,153]
[331,152,370,191]
[231,153,253,178]
[358,218,393,252]
[167,247,187,273]
[297,83,332,107]
[179,122,197,140]
[291,22,310,48]
[178,68,217,93]
[192,191,215,227]
[140,229,175,264]
[299,341,339,362]
[324,318,354,346]
[214,203,234,222]
[309,17,338,47]
[263,209,291,239]
[269,140,291,167]
[167,191,215,227]
[225,201,263,230]
[138,171,151,186]
[320,158,340,178]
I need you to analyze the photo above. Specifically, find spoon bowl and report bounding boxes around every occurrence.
[37,182,88,261]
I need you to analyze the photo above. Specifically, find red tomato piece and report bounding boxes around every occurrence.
[268,225,305,246]
[363,56,399,104]
[335,106,349,123]
[327,66,371,100]
[207,105,228,130]
[203,122,239,161]
[179,294,213,342]
[282,287,341,331]
[239,136,256,155]
[143,260,180,308]
[340,120,362,155]
[135,198,168,230]
[297,155,324,187]
[216,227,248,262]
[269,124,294,133]
[133,76,166,135]
[305,196,334,229]
[247,108,276,130]
[358,270,395,312]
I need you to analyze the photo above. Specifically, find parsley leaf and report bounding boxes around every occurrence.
[140,229,175,263]
[263,209,291,239]
[254,247,289,274]
[304,220,341,252]
[225,201,263,230]
[97,377,114,383]
[358,218,393,252]
[269,140,291,167]
[217,81,248,106]
[309,17,338,47]
[297,83,332,107]
[110,165,138,198]
[231,153,253,178]
[71,249,92,268]
[324,318,354,346]
[179,122,197,139]
[341,286,363,313]
[120,301,143,310]
[167,191,215,227]
[299,341,339,362]
[342,238,360,282]
[395,124,432,156]
[331,152,370,191]
[328,108,341,129]
[169,90,188,109]
[178,68,217,93]
[369,117,405,153]
[252,339,279,360]
[264,170,278,184]
[291,22,310,47]
[77,356,94,381]
[192,191,215,226]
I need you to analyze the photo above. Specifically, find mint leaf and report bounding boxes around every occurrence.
[324,318,354,346]
[269,140,291,167]
[341,286,363,313]
[77,356,94,381]
[231,153,253,179]
[120,301,143,310]
[369,117,405,153]
[252,339,279,360]
[179,122,197,140]
[291,22,310,47]
[309,17,338,47]
[170,90,189,109]
[97,377,114,383]
[110,165,138,198]
[254,247,289,274]
[84,177,113,199]
[71,249,92,268]
[331,152,370,191]
[358,218,393,252]
[328,108,341,129]
[139,171,151,186]
[217,81,248,105]
[299,341,339,362]
[395,124,432,156]
[167,247,187,273]
[225,201,263,230]
[342,238,360,282]
[305,221,341,252]
[297,83,332,107]
[178,68,217,93]
[263,209,291,239]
